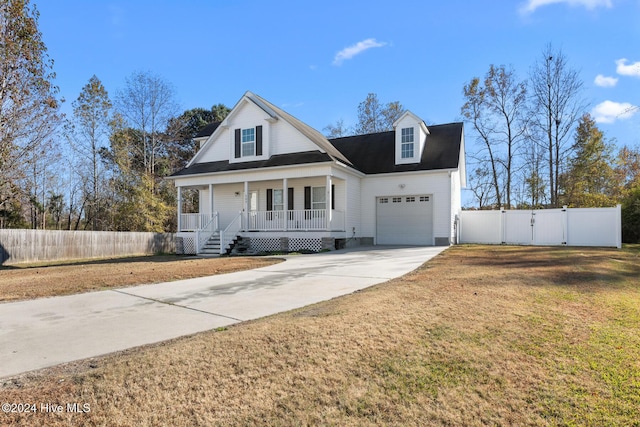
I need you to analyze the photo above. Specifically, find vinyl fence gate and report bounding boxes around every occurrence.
[458,206,621,248]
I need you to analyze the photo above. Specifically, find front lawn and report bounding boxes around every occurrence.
[1,245,639,426]
[0,255,280,302]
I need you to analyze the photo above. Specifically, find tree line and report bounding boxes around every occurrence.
[0,1,231,232]
[461,45,639,242]
[1,1,638,241]
[462,45,639,207]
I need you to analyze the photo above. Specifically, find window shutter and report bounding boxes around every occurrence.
[266,189,273,211]
[234,129,241,158]
[331,184,335,210]
[256,125,263,156]
[288,188,294,210]
[304,187,311,210]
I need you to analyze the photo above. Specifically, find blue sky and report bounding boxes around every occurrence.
[37,0,639,149]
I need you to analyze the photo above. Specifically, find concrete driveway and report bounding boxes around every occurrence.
[0,246,447,378]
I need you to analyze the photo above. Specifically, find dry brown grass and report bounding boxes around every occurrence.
[0,256,280,302]
[1,245,639,426]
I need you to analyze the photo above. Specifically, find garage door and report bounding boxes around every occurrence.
[376,195,433,245]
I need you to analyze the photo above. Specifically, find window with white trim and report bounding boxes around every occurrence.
[406,196,415,202]
[241,128,255,157]
[379,198,389,204]
[401,127,414,158]
[392,197,402,203]
[419,196,430,202]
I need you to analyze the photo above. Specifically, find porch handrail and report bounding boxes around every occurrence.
[195,212,219,253]
[220,212,242,255]
[248,209,344,231]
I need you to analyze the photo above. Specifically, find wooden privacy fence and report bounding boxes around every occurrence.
[458,206,621,248]
[0,229,176,265]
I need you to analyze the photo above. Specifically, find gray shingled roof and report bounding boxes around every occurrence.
[328,122,463,174]
[171,92,462,178]
[170,151,333,177]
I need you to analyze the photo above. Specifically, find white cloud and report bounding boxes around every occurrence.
[520,0,612,14]
[615,58,640,77]
[594,74,618,87]
[592,100,638,123]
[333,38,388,66]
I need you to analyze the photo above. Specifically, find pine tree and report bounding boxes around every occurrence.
[560,113,616,207]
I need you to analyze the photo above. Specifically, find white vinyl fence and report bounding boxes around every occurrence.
[458,206,621,248]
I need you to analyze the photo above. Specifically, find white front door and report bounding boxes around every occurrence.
[376,195,433,245]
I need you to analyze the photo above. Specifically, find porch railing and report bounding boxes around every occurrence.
[180,213,213,232]
[220,212,242,254]
[247,210,344,231]
[195,213,219,253]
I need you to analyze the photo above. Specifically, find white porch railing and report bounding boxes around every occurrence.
[220,212,243,254]
[180,213,214,232]
[195,213,219,253]
[247,210,345,231]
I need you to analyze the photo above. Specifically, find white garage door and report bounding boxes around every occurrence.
[376,195,433,245]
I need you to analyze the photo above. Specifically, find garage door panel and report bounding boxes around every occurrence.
[376,195,433,245]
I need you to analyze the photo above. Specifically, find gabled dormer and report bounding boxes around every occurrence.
[220,92,277,164]
[186,91,352,168]
[393,111,429,165]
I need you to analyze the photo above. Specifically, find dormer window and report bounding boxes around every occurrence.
[401,127,414,158]
[234,125,263,159]
[242,128,255,157]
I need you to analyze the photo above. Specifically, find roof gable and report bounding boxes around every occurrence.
[187,91,351,168]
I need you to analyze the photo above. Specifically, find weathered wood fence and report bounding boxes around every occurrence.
[0,229,175,265]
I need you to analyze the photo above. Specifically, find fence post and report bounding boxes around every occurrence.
[616,204,622,249]
[500,209,506,244]
[562,206,568,245]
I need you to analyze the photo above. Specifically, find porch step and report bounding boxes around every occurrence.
[199,234,221,255]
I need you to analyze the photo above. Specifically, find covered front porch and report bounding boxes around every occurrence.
[176,174,347,254]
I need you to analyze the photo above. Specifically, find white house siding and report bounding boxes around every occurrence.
[270,116,323,155]
[345,174,361,240]
[360,171,454,245]
[197,100,273,163]
[202,183,245,226]
[197,127,230,163]
[195,102,323,165]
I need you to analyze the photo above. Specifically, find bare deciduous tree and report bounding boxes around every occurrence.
[67,75,112,230]
[462,65,528,209]
[115,71,179,184]
[355,93,404,134]
[0,0,61,225]
[529,44,585,207]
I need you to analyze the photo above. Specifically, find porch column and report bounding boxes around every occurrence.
[243,181,249,231]
[177,186,182,232]
[283,177,288,231]
[209,184,214,228]
[326,175,332,231]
